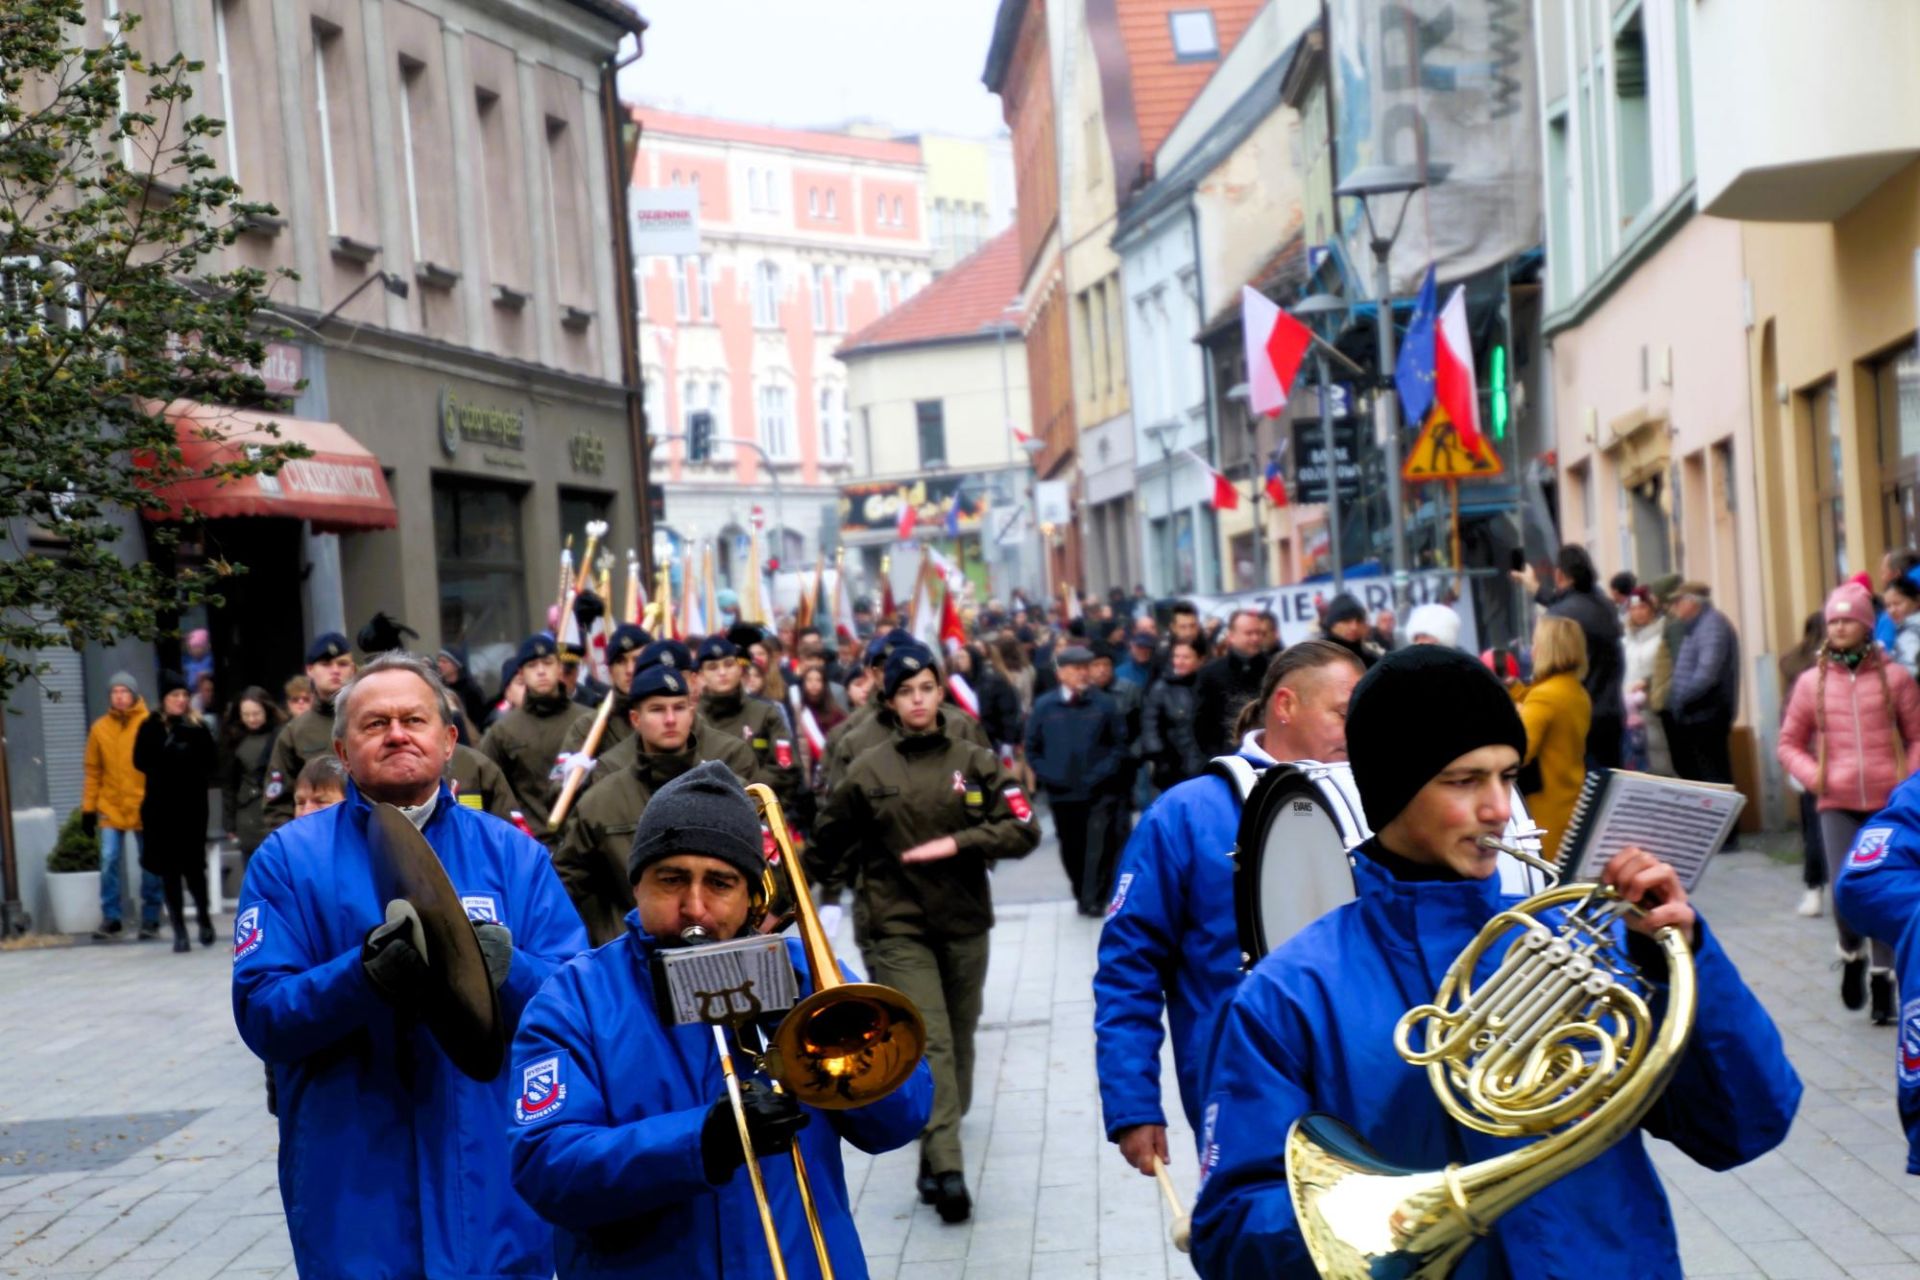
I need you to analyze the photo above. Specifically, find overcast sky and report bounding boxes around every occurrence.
[618,0,1008,138]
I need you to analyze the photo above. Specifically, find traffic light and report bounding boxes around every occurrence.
[688,410,713,462]
[646,482,665,523]
[1489,344,1509,441]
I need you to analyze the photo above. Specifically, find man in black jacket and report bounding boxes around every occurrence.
[1515,545,1628,769]
[1191,610,1270,759]
[1024,646,1130,914]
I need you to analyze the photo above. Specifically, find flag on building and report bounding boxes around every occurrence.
[1395,265,1439,429]
[944,494,963,538]
[1434,283,1484,453]
[1185,448,1240,511]
[1264,456,1289,507]
[1241,285,1313,417]
[896,492,917,541]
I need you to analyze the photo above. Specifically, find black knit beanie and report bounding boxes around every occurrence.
[1346,646,1527,829]
[628,760,764,886]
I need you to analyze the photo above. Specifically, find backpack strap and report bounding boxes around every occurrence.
[1206,754,1263,806]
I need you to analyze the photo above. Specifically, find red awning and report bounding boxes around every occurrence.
[147,401,398,533]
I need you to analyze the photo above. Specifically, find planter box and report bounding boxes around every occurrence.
[46,870,100,934]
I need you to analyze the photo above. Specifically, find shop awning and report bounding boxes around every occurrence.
[147,401,397,532]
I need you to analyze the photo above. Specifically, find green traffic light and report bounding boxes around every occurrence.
[1490,344,1509,441]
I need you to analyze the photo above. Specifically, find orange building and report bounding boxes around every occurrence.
[631,109,931,583]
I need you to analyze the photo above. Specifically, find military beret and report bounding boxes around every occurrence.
[727,622,767,651]
[882,643,938,699]
[637,639,693,672]
[306,632,352,664]
[516,634,559,665]
[697,636,741,665]
[631,662,692,703]
[608,624,652,661]
[866,627,917,667]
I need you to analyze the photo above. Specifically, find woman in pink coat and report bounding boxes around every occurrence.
[1778,580,1920,1024]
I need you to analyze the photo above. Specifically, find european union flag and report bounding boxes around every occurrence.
[944,495,963,538]
[1395,265,1438,429]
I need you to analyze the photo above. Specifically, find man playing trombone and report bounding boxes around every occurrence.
[1190,646,1801,1279]
[510,762,932,1278]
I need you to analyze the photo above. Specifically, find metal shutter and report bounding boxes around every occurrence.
[38,645,88,819]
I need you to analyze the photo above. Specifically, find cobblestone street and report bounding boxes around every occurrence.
[2,829,1917,1278]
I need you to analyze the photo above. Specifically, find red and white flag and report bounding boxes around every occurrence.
[896,494,918,541]
[1241,285,1312,417]
[1435,284,1483,453]
[939,584,966,654]
[1184,449,1241,511]
[799,703,828,767]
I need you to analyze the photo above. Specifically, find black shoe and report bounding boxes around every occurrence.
[1842,954,1868,1011]
[90,920,122,941]
[1872,970,1897,1025]
[917,1159,939,1206]
[171,933,191,954]
[933,1172,971,1224]
[198,918,215,948]
[137,922,160,941]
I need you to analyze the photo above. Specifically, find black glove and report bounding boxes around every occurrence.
[80,811,97,838]
[700,1080,810,1183]
[362,901,433,1009]
[475,922,513,991]
[572,589,607,632]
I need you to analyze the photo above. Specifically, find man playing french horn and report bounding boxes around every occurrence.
[1190,646,1802,1279]
[508,762,933,1278]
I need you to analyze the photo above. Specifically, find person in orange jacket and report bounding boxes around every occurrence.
[82,671,162,940]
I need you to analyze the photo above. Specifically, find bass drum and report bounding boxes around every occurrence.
[1233,763,1554,967]
[1232,763,1368,968]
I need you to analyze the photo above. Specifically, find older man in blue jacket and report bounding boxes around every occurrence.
[509,761,932,1278]
[1025,644,1131,913]
[1836,779,1920,1174]
[1094,640,1363,1178]
[232,652,588,1280]
[1191,646,1801,1279]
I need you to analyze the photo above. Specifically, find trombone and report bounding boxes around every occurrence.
[709,784,927,1280]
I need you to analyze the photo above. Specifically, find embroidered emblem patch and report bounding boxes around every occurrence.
[461,895,499,924]
[516,1056,566,1123]
[774,739,793,769]
[1004,786,1032,822]
[233,906,263,959]
[264,771,285,801]
[458,793,484,810]
[1107,872,1134,918]
[1849,826,1896,871]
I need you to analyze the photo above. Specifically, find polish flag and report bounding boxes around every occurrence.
[1435,284,1483,453]
[939,585,966,654]
[1241,286,1313,417]
[896,495,917,541]
[1185,449,1240,511]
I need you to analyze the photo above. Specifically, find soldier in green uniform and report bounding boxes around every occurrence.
[476,634,590,845]
[558,623,650,764]
[812,643,1040,1224]
[696,635,803,817]
[261,633,356,832]
[585,639,711,788]
[826,635,992,791]
[552,662,766,944]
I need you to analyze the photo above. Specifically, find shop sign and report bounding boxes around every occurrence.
[255,342,303,396]
[839,477,986,535]
[568,431,607,476]
[1292,416,1365,504]
[439,390,526,460]
[630,188,700,258]
[1034,480,1072,529]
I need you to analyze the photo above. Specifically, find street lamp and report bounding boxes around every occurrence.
[1143,421,1181,595]
[1336,163,1444,607]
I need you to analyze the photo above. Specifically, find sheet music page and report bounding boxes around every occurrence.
[1567,773,1746,890]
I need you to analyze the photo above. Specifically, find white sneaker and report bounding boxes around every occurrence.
[1797,888,1824,918]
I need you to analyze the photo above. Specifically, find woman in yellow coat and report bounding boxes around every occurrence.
[1518,616,1593,860]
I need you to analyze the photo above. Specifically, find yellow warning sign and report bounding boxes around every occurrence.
[1402,408,1504,482]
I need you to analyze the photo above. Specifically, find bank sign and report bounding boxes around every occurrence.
[439,390,526,458]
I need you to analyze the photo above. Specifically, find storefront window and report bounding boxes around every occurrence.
[1808,381,1848,582]
[435,477,527,678]
[1876,340,1920,552]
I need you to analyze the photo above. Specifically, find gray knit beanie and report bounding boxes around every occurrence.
[107,670,140,697]
[627,760,764,886]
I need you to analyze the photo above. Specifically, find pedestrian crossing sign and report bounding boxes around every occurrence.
[1402,407,1504,482]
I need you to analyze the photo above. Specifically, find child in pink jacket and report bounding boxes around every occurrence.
[1778,580,1920,1023]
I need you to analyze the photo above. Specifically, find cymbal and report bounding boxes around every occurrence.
[367,803,505,1082]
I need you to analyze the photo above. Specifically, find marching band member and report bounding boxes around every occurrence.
[1190,646,1801,1279]
[812,643,1041,1222]
[1835,780,1920,1173]
[509,762,933,1278]
[233,653,588,1280]
[1094,640,1363,1178]
[555,662,766,944]
[479,634,591,845]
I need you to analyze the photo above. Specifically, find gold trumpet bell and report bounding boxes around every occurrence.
[1286,1113,1479,1280]
[765,982,927,1110]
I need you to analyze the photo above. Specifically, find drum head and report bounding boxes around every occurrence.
[1234,766,1360,967]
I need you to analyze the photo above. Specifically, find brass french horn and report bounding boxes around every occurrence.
[1285,837,1696,1278]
